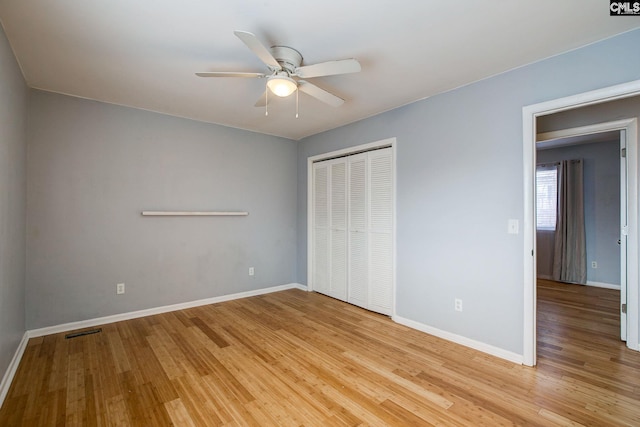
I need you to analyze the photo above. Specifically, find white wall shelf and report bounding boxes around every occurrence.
[141,211,248,217]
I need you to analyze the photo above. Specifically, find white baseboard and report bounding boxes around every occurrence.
[586,281,620,290]
[293,283,308,291]
[392,315,524,365]
[539,276,620,290]
[0,332,29,408]
[29,283,307,338]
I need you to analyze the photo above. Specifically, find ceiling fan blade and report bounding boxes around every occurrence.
[196,72,266,78]
[295,59,361,78]
[298,81,344,107]
[234,30,281,71]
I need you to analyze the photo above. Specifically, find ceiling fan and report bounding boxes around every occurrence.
[196,31,361,108]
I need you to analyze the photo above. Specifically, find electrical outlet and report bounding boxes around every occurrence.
[116,283,125,295]
[591,261,598,269]
[454,298,463,312]
[249,267,255,276]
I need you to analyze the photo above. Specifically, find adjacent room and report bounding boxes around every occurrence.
[1,2,640,425]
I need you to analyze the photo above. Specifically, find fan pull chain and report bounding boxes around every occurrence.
[296,87,299,118]
[265,87,269,116]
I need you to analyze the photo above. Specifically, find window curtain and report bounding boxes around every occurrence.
[552,159,587,284]
[536,163,559,279]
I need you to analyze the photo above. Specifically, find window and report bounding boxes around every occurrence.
[536,165,557,230]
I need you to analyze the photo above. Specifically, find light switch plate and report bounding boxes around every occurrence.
[508,219,519,234]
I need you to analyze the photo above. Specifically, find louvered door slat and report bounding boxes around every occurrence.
[368,148,393,314]
[369,233,393,314]
[331,162,347,229]
[348,155,368,308]
[313,164,329,294]
[370,152,393,232]
[330,161,347,299]
[348,230,368,308]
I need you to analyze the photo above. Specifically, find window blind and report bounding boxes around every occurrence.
[536,165,558,230]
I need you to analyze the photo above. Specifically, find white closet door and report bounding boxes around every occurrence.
[313,163,329,294]
[330,160,348,300]
[348,154,368,308]
[368,148,393,315]
[311,145,394,317]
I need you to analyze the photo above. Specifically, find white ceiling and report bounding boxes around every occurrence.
[1,1,638,140]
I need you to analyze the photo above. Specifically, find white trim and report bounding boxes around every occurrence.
[0,332,29,408]
[393,315,523,365]
[537,119,636,142]
[523,105,536,367]
[294,283,309,292]
[307,139,395,164]
[307,155,314,292]
[28,283,306,338]
[525,80,640,117]
[392,142,398,318]
[620,128,629,342]
[523,79,640,366]
[587,281,621,290]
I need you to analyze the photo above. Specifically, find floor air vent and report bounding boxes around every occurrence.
[65,328,102,339]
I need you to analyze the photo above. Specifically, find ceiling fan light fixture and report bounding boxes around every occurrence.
[267,75,297,97]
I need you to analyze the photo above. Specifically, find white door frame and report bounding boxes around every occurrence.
[523,80,640,366]
[307,137,397,316]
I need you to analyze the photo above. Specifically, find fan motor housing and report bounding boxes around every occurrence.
[270,46,303,74]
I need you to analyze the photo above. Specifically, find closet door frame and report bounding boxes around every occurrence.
[307,137,397,316]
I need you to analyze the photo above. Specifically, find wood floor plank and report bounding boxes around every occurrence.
[164,398,196,427]
[2,281,640,425]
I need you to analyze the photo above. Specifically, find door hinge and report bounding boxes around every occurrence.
[621,147,627,158]
[622,303,627,314]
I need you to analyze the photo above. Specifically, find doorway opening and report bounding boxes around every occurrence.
[535,127,626,351]
[522,80,640,366]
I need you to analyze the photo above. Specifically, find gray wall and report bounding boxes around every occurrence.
[0,25,27,379]
[297,29,640,355]
[537,141,621,286]
[26,91,297,329]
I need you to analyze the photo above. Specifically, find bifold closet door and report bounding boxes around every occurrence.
[347,154,368,309]
[312,163,330,295]
[329,160,348,300]
[313,159,348,301]
[312,147,393,316]
[367,148,393,315]
[347,148,393,315]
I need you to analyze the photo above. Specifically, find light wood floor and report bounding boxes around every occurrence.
[1,281,640,426]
